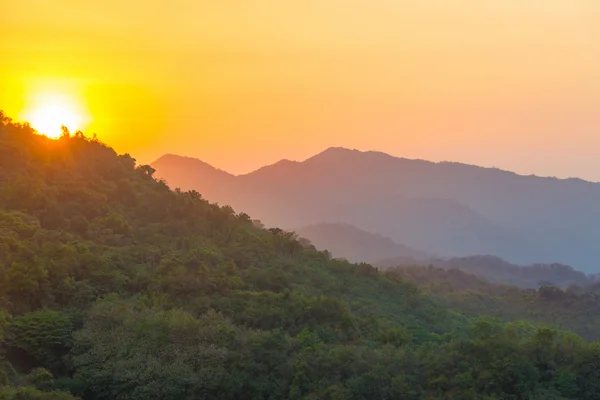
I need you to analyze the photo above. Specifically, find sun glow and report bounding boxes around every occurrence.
[22,92,90,138]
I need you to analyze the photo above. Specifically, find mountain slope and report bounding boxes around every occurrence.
[153,147,600,271]
[390,264,600,341]
[5,112,600,398]
[0,112,462,398]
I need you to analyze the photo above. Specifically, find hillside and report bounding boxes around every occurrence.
[378,255,594,289]
[294,222,429,263]
[4,111,600,399]
[153,147,600,272]
[390,265,600,341]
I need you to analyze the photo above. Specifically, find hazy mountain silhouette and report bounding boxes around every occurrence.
[152,147,600,272]
[151,154,235,199]
[377,255,595,289]
[294,222,430,264]
[296,223,593,289]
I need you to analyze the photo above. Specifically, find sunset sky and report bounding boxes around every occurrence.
[2,1,599,179]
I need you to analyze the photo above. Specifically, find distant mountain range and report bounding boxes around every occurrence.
[377,254,596,289]
[295,223,594,289]
[152,147,600,272]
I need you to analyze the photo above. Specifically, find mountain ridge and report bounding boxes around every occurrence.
[152,147,600,271]
[156,147,600,183]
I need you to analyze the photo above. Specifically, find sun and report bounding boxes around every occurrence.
[22,92,89,139]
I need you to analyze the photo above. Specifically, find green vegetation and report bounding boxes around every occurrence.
[2,110,600,399]
[391,265,600,342]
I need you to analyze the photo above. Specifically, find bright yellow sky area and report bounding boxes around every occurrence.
[1,0,599,179]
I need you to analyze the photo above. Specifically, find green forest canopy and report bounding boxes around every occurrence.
[2,110,600,399]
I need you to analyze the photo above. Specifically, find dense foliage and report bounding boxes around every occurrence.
[2,111,600,399]
[390,265,600,342]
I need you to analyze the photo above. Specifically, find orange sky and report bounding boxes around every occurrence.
[1,0,599,179]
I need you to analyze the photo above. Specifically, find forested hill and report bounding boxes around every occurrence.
[391,265,600,341]
[3,111,600,399]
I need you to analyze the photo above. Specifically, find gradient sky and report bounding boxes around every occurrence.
[2,0,599,179]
